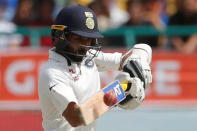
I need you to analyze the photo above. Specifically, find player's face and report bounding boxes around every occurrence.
[66,34,92,62]
[182,0,197,13]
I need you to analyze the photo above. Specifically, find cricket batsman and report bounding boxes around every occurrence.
[38,4,152,131]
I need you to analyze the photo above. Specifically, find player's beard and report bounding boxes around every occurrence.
[65,46,87,63]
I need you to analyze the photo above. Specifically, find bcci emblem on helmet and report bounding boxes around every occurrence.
[86,17,95,29]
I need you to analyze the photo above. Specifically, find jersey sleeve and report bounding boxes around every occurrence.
[94,51,122,72]
[46,68,78,114]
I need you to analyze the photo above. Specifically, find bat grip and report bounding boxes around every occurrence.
[120,83,128,92]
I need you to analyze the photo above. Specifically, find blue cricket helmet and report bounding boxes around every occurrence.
[54,4,103,38]
[51,4,103,64]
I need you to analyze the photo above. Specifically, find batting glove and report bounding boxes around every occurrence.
[115,72,145,110]
[121,44,152,89]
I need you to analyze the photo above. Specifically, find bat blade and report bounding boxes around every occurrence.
[79,80,127,125]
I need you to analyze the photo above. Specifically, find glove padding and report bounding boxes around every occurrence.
[118,60,146,110]
[123,60,146,89]
[123,58,152,89]
[119,77,145,110]
[121,44,152,89]
[115,72,145,110]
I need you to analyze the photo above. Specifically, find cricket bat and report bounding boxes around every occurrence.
[79,80,127,125]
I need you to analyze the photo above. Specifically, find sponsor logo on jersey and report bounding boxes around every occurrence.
[69,68,75,74]
[49,82,57,91]
[49,84,57,91]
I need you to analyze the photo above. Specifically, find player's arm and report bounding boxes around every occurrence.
[49,89,84,127]
[62,102,83,127]
[49,84,84,127]
[94,43,152,88]
[46,70,119,127]
[93,50,122,72]
[171,35,197,53]
[117,44,152,109]
[62,92,117,127]
[120,43,152,89]
[46,69,85,127]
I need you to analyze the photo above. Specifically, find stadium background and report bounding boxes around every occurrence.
[0,0,197,131]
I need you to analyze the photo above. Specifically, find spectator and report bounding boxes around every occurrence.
[0,0,18,21]
[0,4,22,49]
[88,0,111,30]
[144,0,167,49]
[30,0,55,47]
[66,0,78,6]
[124,0,145,25]
[168,0,197,53]
[30,0,55,26]
[12,0,34,26]
[88,0,129,48]
[89,0,128,31]
[12,0,34,47]
[122,0,166,48]
[144,0,166,30]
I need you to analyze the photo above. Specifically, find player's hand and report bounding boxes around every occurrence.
[63,102,84,127]
[115,72,144,102]
[126,77,145,103]
[120,44,152,89]
[103,89,117,106]
[115,72,145,110]
[118,77,145,110]
[115,72,131,84]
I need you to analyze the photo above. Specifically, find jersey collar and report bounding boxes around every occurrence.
[49,47,69,66]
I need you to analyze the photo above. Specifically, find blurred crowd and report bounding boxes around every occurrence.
[0,0,197,53]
